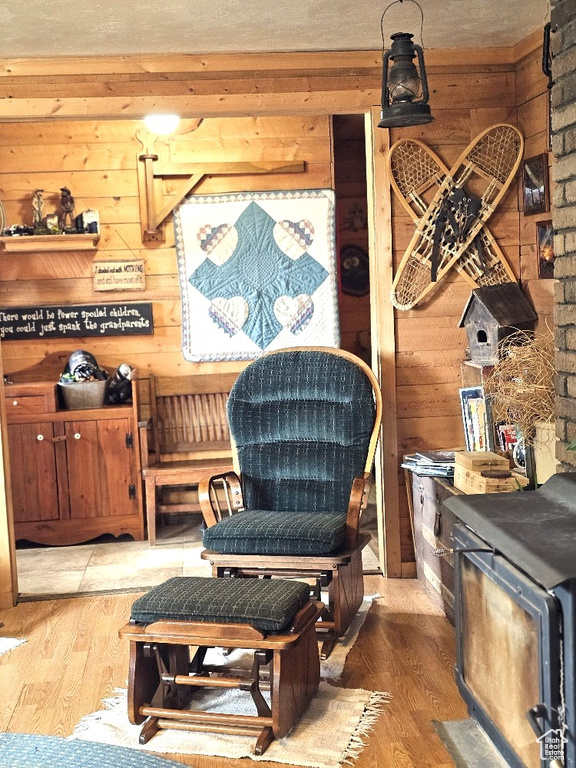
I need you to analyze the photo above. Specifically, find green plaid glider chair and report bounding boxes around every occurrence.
[199,346,382,659]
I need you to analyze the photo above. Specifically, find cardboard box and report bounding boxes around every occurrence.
[453,463,529,494]
[454,451,509,472]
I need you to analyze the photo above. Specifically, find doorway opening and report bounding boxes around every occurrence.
[10,112,382,601]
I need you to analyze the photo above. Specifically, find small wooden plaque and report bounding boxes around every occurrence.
[93,259,145,291]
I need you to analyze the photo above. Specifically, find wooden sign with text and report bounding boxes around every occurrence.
[0,303,154,340]
[93,259,146,291]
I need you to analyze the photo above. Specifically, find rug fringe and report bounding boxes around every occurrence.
[339,691,391,766]
[71,689,129,741]
[72,685,390,766]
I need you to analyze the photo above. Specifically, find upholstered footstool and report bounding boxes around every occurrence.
[119,576,322,755]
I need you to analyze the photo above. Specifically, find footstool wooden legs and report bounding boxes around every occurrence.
[119,577,322,755]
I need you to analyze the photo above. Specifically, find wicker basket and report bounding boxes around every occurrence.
[58,379,110,410]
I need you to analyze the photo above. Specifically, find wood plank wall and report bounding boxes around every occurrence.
[0,40,550,576]
[386,36,551,565]
[388,100,520,564]
[0,52,381,121]
[0,115,333,414]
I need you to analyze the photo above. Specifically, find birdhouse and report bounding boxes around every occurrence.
[458,283,537,366]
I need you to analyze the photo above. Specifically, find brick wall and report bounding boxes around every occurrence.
[551,0,576,469]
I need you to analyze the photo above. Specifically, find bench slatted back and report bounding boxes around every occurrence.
[149,373,237,462]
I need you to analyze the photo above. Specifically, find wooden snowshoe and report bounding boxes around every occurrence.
[388,124,524,310]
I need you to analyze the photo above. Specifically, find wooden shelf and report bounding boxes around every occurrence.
[0,234,99,252]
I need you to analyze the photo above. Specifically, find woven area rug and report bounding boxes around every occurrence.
[71,597,386,766]
[198,596,378,682]
[72,682,389,768]
[0,637,26,657]
[0,732,186,768]
[324,596,374,679]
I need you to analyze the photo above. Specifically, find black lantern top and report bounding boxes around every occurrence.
[378,31,433,128]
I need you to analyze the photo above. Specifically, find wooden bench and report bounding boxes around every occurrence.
[140,372,238,545]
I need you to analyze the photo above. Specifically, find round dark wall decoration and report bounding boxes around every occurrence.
[340,244,369,296]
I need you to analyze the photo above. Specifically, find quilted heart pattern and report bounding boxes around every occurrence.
[197,223,238,265]
[273,294,314,334]
[179,190,338,359]
[209,296,249,337]
[273,219,314,259]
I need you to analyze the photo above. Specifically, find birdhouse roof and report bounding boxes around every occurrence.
[458,282,537,328]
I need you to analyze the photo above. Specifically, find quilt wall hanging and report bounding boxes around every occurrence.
[174,189,340,361]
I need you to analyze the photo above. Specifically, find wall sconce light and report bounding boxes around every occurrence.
[378,0,434,129]
[143,113,181,135]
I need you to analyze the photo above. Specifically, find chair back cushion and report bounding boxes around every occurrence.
[227,349,376,515]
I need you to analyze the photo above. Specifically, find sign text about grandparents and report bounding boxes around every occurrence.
[0,302,154,340]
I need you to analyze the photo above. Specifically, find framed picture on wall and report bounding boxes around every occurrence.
[537,220,555,279]
[522,154,549,215]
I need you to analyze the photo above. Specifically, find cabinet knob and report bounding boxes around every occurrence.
[74,433,81,440]
[12,400,18,406]
[37,434,44,441]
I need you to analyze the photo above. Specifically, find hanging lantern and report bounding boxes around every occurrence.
[378,1,434,129]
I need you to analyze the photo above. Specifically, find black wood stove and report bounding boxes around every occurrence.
[445,473,576,768]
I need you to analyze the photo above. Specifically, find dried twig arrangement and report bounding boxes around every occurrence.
[483,329,555,445]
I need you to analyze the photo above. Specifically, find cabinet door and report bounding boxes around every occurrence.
[63,419,100,519]
[64,417,136,520]
[95,417,137,518]
[7,422,59,523]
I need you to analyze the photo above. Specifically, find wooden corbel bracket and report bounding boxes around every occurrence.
[137,156,306,243]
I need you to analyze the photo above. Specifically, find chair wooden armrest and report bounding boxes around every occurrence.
[344,472,373,548]
[198,471,245,527]
[288,600,323,634]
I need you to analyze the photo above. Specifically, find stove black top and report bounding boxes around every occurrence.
[444,472,576,589]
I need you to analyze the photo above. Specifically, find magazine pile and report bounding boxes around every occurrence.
[401,450,455,479]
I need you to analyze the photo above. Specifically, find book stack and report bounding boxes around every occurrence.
[459,386,494,452]
[401,450,456,478]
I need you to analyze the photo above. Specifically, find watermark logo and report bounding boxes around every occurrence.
[537,728,567,763]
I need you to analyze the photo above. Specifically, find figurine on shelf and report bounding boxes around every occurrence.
[59,186,75,229]
[32,189,44,228]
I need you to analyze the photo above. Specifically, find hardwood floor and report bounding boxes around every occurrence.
[0,575,467,767]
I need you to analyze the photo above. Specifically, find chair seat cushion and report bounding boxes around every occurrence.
[130,576,310,632]
[202,510,347,555]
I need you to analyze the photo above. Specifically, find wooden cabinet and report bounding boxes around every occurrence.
[409,472,462,624]
[5,380,144,545]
